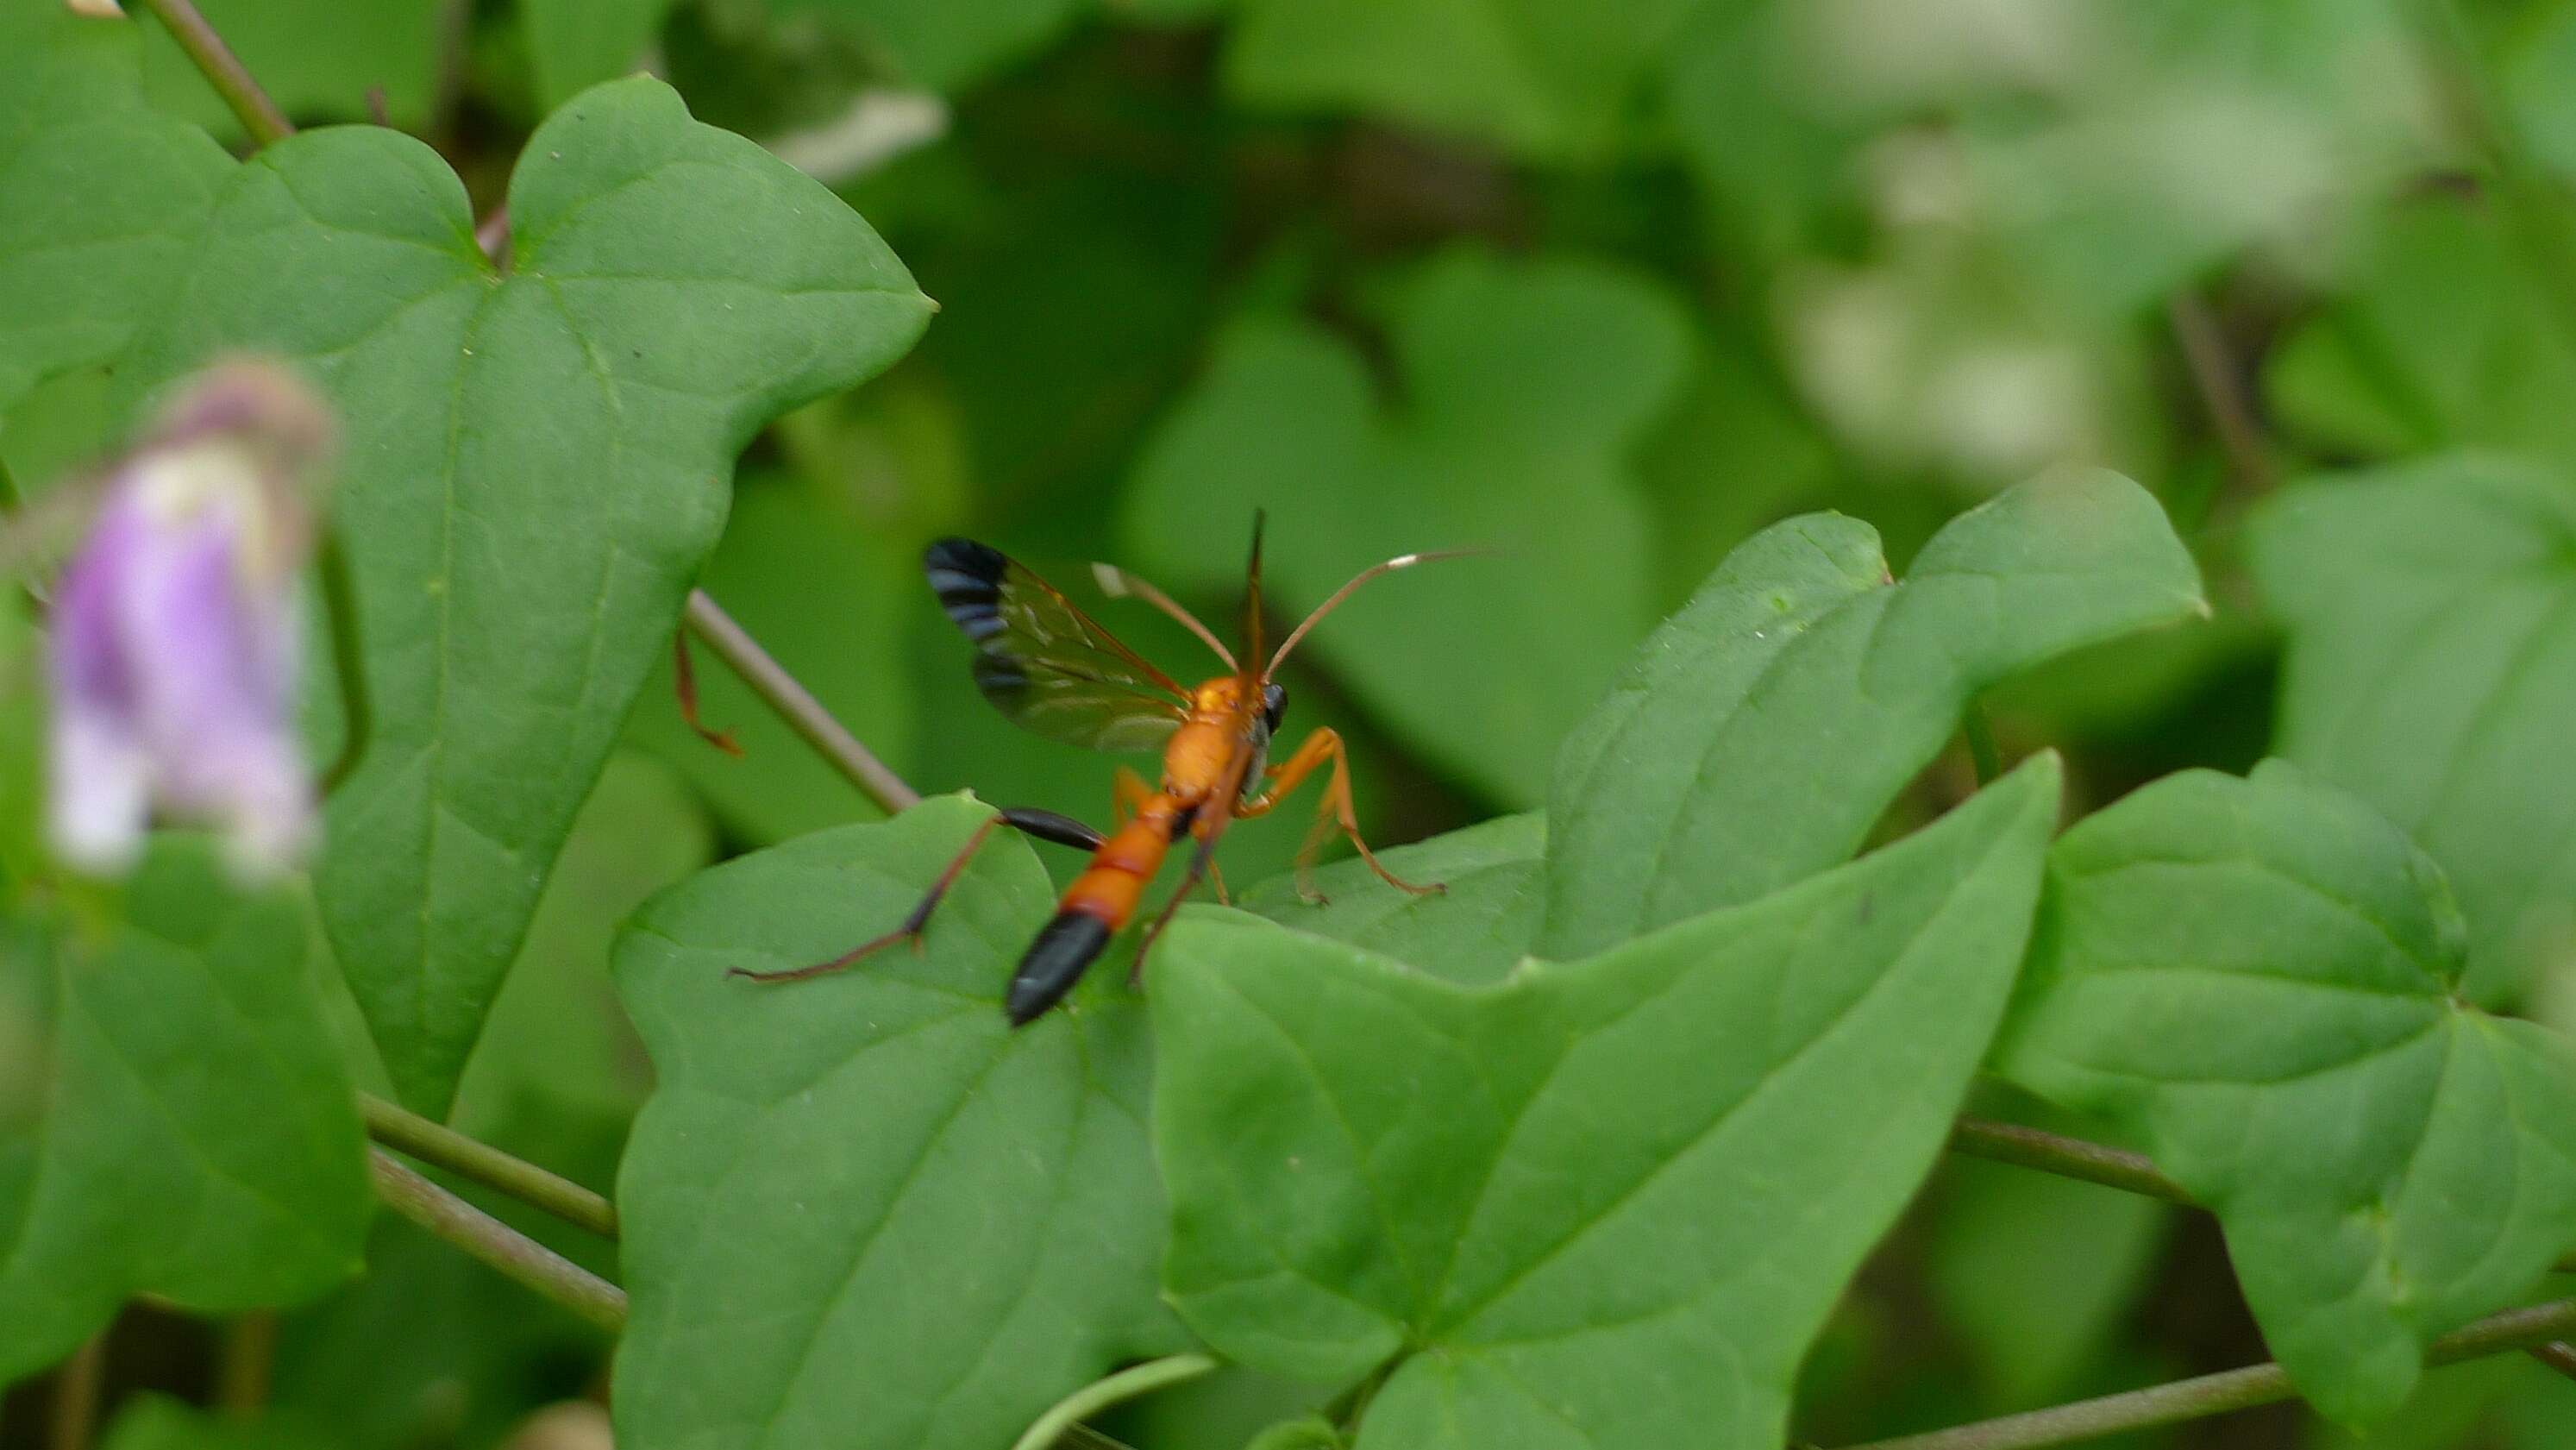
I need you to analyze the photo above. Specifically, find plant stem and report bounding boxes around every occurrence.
[367,1149,627,1334]
[1009,1354,1219,1450]
[2166,292,2272,497]
[1947,1117,2191,1205]
[2527,1341,2576,1382]
[359,1093,617,1239]
[317,525,372,794]
[1947,1114,2576,1272]
[47,1332,107,1450]
[1830,1294,2576,1450]
[135,0,291,147]
[684,587,921,816]
[215,1310,277,1415]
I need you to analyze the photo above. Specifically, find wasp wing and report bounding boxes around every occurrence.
[925,537,1191,753]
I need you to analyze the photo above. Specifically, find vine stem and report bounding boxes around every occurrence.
[1951,1114,2576,1274]
[1009,1354,1218,1450]
[1830,1294,2576,1450]
[367,1149,627,1334]
[135,0,291,147]
[47,1331,106,1450]
[685,588,921,815]
[359,1093,617,1239]
[215,1311,277,1415]
[1946,1117,2191,1204]
[2166,292,2273,497]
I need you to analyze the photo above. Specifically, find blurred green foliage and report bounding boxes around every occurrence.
[14,0,2576,1442]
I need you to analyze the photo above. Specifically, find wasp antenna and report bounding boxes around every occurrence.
[1240,511,1269,678]
[1268,545,1487,676]
[1092,561,1237,672]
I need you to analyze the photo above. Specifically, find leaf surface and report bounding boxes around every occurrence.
[1241,812,1545,987]
[1156,756,2059,1448]
[0,0,231,422]
[1996,762,2576,1423]
[2250,455,2576,1001]
[118,78,933,1112]
[1543,468,2201,960]
[613,794,1183,1450]
[0,843,371,1380]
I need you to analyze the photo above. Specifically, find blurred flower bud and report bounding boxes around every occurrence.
[64,0,124,16]
[47,358,336,879]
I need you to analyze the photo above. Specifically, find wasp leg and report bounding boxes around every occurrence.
[1111,765,1156,830]
[1237,727,1443,906]
[730,808,1104,983]
[671,629,743,756]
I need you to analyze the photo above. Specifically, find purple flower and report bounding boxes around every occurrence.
[47,359,335,878]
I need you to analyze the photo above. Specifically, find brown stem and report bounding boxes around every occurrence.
[2167,292,2272,496]
[1828,1295,2576,1449]
[2528,1340,2576,1382]
[47,1332,108,1450]
[1947,1117,2191,1205]
[360,1093,617,1239]
[368,1150,626,1334]
[135,0,292,147]
[215,1311,277,1415]
[684,588,920,815]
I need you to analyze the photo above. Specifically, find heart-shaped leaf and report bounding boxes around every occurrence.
[1543,467,2203,961]
[1155,755,2059,1448]
[1122,248,1688,808]
[0,841,371,1379]
[2249,455,2576,1001]
[523,0,674,108]
[2266,195,2576,468]
[116,78,934,1114]
[1996,761,2576,1424]
[612,794,1184,1450]
[1240,812,1545,988]
[0,0,231,422]
[1220,0,1700,162]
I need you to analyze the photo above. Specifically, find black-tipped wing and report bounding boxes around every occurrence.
[925,537,1191,753]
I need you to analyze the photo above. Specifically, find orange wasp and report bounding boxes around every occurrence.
[735,515,1457,1024]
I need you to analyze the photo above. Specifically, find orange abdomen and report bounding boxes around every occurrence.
[1004,794,1187,1025]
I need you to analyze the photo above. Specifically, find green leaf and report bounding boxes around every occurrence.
[276,1215,605,1450]
[0,842,372,1381]
[454,753,710,1119]
[1241,812,1544,988]
[1245,1415,1347,1450]
[1154,755,2060,1447]
[0,0,231,422]
[1123,249,1689,807]
[2249,455,2576,1001]
[138,0,444,135]
[1542,468,2203,961]
[1926,1153,2172,1409]
[626,472,916,844]
[100,1394,335,1450]
[613,794,1184,1450]
[765,0,1087,93]
[1996,762,2576,1425]
[1219,0,1697,162]
[116,77,933,1114]
[2266,195,2576,468]
[524,0,676,109]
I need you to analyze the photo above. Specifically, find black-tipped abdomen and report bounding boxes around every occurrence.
[1006,910,1113,1026]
